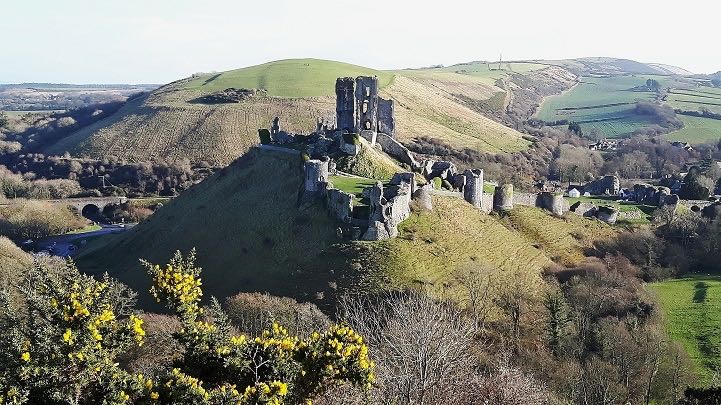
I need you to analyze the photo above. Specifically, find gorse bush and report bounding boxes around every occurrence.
[0,251,374,404]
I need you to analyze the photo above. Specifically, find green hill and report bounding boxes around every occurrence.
[76,148,616,309]
[182,59,394,98]
[45,58,535,165]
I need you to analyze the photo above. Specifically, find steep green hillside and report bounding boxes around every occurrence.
[76,148,615,310]
[45,58,531,164]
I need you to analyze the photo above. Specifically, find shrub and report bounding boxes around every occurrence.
[0,200,87,241]
[224,293,330,337]
[0,251,375,404]
[258,129,272,145]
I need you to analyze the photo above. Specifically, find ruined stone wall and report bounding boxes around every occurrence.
[362,180,414,241]
[355,76,379,143]
[335,78,355,131]
[326,188,354,223]
[378,98,395,136]
[376,133,418,167]
[513,192,539,207]
[481,192,494,213]
[538,192,566,216]
[584,175,620,195]
[494,184,514,211]
[514,192,567,215]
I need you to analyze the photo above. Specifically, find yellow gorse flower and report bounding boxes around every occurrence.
[128,315,146,344]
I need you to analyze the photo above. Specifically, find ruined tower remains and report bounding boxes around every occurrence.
[538,192,565,216]
[334,76,395,144]
[377,98,395,136]
[355,76,379,144]
[304,157,330,193]
[463,169,484,208]
[494,184,514,211]
[335,78,356,132]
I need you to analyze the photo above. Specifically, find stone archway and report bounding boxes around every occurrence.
[81,204,102,221]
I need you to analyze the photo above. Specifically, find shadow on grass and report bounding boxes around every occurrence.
[693,281,709,303]
[202,73,221,86]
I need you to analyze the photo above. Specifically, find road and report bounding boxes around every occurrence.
[33,224,133,258]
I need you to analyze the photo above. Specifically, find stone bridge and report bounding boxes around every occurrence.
[1,196,128,217]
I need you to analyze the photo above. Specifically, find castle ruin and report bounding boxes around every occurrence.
[335,76,396,145]
[258,75,573,242]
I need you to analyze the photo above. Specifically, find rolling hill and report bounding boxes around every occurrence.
[44,59,562,165]
[75,147,616,310]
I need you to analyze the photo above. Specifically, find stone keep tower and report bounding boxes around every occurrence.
[335,78,355,132]
[463,169,484,208]
[355,76,379,144]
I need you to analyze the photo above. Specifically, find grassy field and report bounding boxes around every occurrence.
[329,176,378,197]
[664,86,721,144]
[666,115,721,144]
[667,87,721,115]
[650,277,721,383]
[566,196,655,223]
[75,148,616,312]
[537,75,662,137]
[44,58,531,164]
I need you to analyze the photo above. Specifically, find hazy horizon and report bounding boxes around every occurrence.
[3,0,719,84]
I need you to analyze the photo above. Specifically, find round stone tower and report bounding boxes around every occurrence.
[304,157,330,193]
[494,183,514,211]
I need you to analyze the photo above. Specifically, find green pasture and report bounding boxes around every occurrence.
[650,276,721,384]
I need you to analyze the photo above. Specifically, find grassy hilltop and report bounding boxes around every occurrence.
[76,148,616,309]
[45,58,545,165]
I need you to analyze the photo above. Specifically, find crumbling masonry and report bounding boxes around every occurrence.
[260,75,574,243]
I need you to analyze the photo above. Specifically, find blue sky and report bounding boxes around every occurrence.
[2,0,719,84]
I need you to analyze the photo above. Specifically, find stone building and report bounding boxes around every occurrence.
[335,78,355,132]
[334,76,396,145]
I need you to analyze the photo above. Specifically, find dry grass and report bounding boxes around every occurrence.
[503,206,619,266]
[369,197,552,297]
[382,76,529,153]
[0,236,32,281]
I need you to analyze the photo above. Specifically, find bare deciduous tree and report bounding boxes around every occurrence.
[338,292,476,405]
